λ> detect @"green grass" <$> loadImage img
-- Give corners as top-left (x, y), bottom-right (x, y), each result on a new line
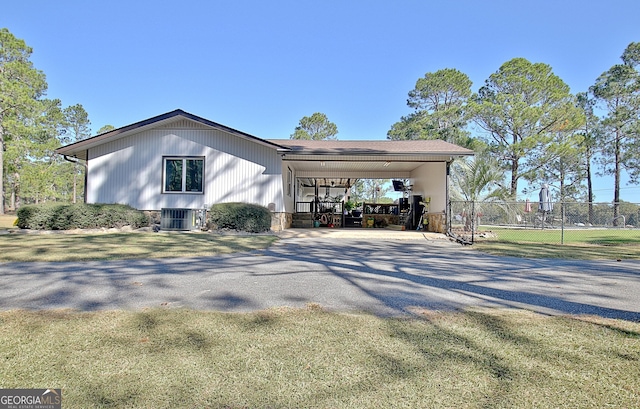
top-left (0, 307), bottom-right (638, 408)
top-left (0, 232), bottom-right (277, 262)
top-left (481, 227), bottom-right (640, 245)
top-left (473, 227), bottom-right (640, 259)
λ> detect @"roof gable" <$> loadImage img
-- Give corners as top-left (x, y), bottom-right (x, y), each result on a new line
top-left (56, 109), bottom-right (286, 160)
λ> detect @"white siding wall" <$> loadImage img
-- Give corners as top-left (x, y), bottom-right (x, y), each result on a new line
top-left (410, 162), bottom-right (447, 213)
top-left (86, 125), bottom-right (285, 211)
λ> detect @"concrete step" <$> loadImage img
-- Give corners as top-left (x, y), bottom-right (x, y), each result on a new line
top-left (292, 220), bottom-right (314, 228)
top-left (293, 213), bottom-right (314, 221)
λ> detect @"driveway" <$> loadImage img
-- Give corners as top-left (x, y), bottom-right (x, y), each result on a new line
top-left (1, 231), bottom-right (639, 320)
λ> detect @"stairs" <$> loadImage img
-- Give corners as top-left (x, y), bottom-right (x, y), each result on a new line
top-left (292, 213), bottom-right (314, 228)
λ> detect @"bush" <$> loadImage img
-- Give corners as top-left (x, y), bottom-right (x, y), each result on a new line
top-left (208, 202), bottom-right (272, 233)
top-left (16, 203), bottom-right (150, 230)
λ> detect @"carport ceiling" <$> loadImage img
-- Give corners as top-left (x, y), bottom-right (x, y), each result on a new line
top-left (272, 138), bottom-right (474, 177)
top-left (298, 178), bottom-right (354, 188)
top-left (286, 159), bottom-right (427, 173)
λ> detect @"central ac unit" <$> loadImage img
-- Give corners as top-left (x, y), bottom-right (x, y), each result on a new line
top-left (160, 208), bottom-right (198, 231)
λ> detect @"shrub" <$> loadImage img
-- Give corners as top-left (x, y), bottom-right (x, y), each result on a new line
top-left (208, 202), bottom-right (272, 233)
top-left (16, 203), bottom-right (150, 230)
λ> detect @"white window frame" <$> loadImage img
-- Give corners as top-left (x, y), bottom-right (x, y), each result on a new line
top-left (162, 156), bottom-right (205, 194)
top-left (287, 167), bottom-right (293, 197)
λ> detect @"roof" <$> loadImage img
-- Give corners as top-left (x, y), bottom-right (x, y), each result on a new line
top-left (268, 139), bottom-right (474, 157)
top-left (55, 109), bottom-right (474, 161)
top-left (55, 109), bottom-right (286, 160)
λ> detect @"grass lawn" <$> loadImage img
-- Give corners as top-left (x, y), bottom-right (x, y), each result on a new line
top-left (0, 214), bottom-right (17, 229)
top-left (1, 227), bottom-right (638, 261)
top-left (473, 227), bottom-right (640, 259)
top-left (0, 232), bottom-right (277, 262)
top-left (1, 307), bottom-right (638, 408)
top-left (1, 226), bottom-right (638, 407)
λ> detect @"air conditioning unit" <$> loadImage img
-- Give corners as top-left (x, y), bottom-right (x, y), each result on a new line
top-left (160, 208), bottom-right (204, 231)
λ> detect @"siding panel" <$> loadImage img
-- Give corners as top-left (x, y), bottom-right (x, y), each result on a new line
top-left (410, 162), bottom-right (447, 212)
top-left (87, 126), bottom-right (284, 211)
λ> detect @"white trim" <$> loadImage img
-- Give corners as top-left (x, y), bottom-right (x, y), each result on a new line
top-left (162, 156), bottom-right (205, 194)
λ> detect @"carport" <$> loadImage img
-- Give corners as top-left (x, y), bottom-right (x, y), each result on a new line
top-left (268, 139), bottom-right (474, 231)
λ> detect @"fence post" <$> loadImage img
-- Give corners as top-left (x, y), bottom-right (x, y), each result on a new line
top-left (471, 201), bottom-right (476, 244)
top-left (561, 201), bottom-right (565, 245)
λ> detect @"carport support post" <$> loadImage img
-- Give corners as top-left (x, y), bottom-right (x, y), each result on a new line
top-left (314, 181), bottom-right (319, 215)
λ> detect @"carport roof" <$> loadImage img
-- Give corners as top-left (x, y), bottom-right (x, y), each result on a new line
top-left (268, 139), bottom-right (474, 157)
top-left (270, 139), bottom-right (474, 179)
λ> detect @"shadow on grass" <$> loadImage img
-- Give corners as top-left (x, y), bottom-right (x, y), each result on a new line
top-left (584, 236), bottom-right (640, 245)
top-left (3, 307), bottom-right (640, 408)
top-left (0, 233), bottom-right (277, 262)
top-left (382, 309), bottom-right (640, 407)
top-left (382, 313), bottom-right (518, 405)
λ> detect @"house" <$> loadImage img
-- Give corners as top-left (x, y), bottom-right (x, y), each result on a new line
top-left (55, 109), bottom-right (474, 231)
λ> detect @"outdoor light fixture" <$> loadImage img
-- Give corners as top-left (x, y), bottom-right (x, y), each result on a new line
top-left (320, 161), bottom-right (326, 167)
top-left (383, 161), bottom-right (390, 167)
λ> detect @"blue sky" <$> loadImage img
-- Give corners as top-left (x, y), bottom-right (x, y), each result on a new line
top-left (3, 0), bottom-right (640, 201)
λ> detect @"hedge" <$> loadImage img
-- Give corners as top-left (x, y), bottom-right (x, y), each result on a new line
top-left (208, 202), bottom-right (272, 233)
top-left (16, 203), bottom-right (150, 230)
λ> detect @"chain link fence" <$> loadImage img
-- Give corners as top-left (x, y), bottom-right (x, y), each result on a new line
top-left (449, 201), bottom-right (640, 245)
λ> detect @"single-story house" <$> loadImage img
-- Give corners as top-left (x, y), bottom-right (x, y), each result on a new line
top-left (55, 109), bottom-right (474, 231)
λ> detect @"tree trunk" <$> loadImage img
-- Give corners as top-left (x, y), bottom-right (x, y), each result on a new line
top-left (560, 166), bottom-right (566, 225)
top-left (613, 129), bottom-right (621, 225)
top-left (586, 152), bottom-right (594, 225)
top-left (510, 159), bottom-right (519, 199)
top-left (10, 173), bottom-right (19, 211)
top-left (585, 116), bottom-right (594, 224)
top-left (0, 123), bottom-right (4, 215)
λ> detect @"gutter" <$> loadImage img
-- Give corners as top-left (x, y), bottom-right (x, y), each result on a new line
top-left (62, 155), bottom-right (79, 164)
top-left (62, 154), bottom-right (88, 169)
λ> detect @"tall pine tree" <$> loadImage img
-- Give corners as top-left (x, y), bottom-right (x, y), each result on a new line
top-left (0, 28), bottom-right (47, 213)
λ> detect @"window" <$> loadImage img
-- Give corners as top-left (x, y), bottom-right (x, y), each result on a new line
top-left (287, 167), bottom-right (293, 197)
top-left (163, 157), bottom-right (204, 193)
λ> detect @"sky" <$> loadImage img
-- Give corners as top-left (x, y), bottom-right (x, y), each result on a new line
top-left (3, 0), bottom-right (640, 202)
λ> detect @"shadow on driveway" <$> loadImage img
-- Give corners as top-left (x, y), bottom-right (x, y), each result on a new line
top-left (0, 236), bottom-right (639, 320)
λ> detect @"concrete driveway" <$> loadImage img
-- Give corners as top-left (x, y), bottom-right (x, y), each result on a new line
top-left (1, 230), bottom-right (639, 320)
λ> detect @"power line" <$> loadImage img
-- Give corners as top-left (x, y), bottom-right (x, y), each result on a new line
top-left (593, 186), bottom-right (640, 192)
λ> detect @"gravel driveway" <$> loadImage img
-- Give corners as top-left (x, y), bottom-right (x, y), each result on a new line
top-left (1, 231), bottom-right (639, 319)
